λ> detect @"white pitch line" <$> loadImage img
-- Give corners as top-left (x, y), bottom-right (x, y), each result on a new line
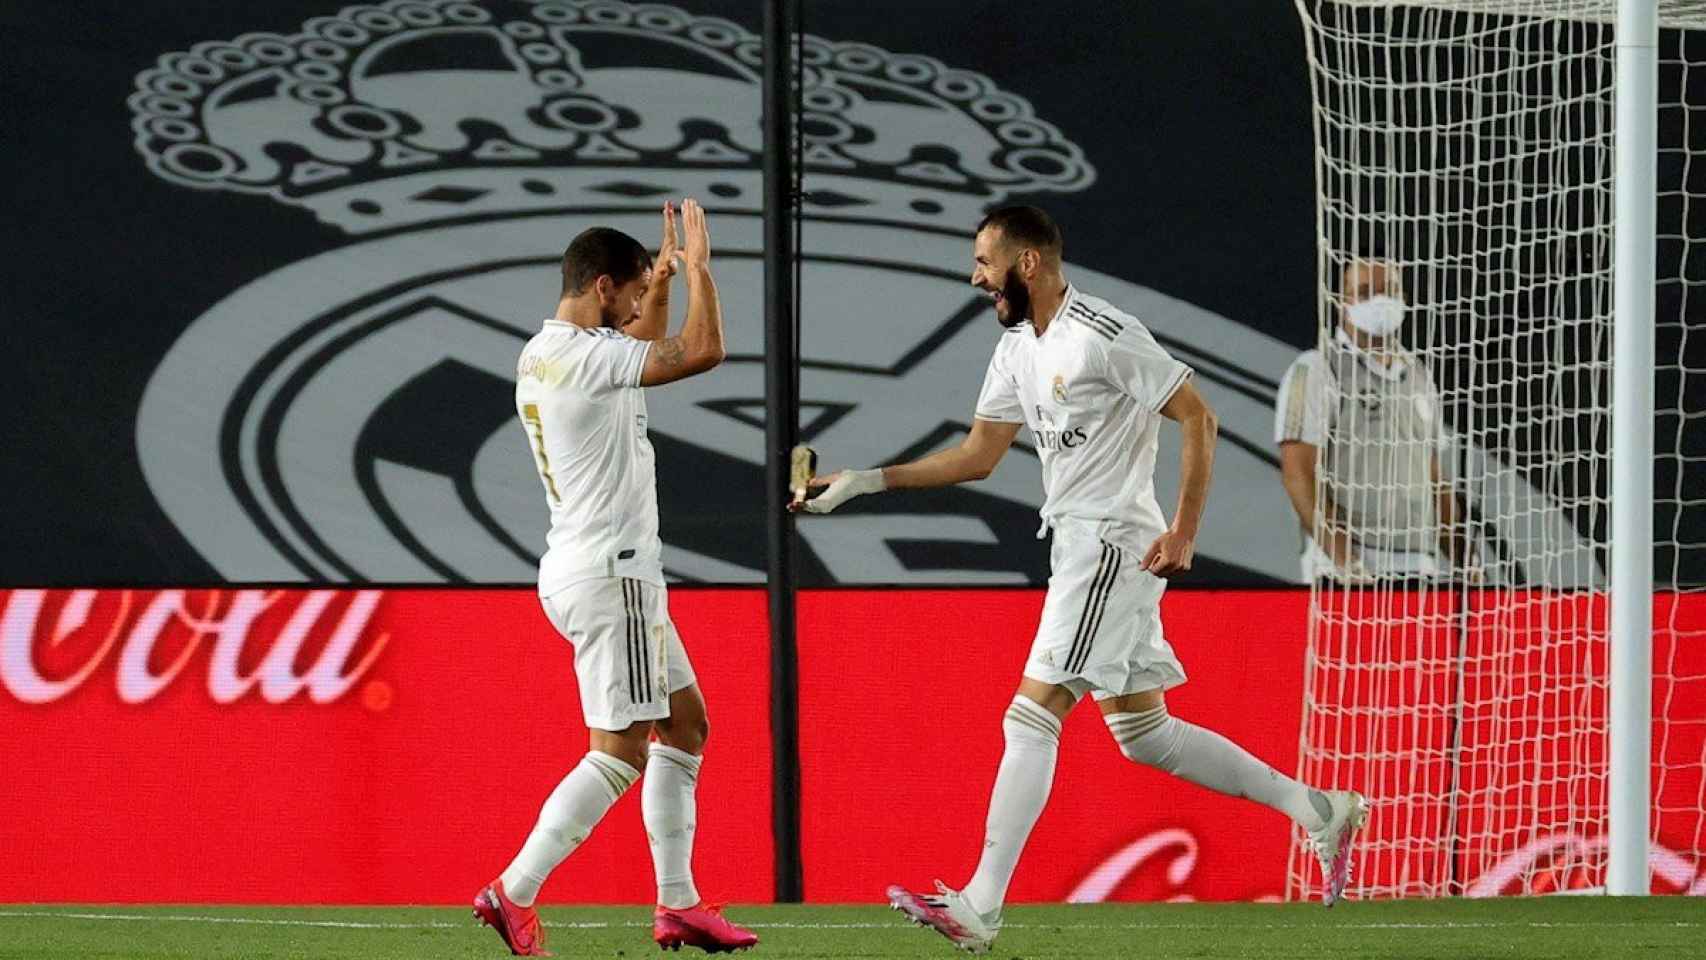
top-left (0, 910), bottom-right (1696, 933)
top-left (0, 911), bottom-right (466, 930)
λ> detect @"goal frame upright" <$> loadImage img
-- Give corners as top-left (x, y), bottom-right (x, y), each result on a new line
top-left (1608, 0), bottom-right (1656, 898)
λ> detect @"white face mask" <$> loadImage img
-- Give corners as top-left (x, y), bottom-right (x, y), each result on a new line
top-left (1345, 294), bottom-right (1405, 337)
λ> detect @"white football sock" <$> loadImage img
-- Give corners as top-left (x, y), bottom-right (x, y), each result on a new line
top-left (962, 696), bottom-right (1062, 918)
top-left (643, 743), bottom-right (703, 910)
top-left (1106, 706), bottom-right (1330, 832)
top-left (500, 751), bottom-right (639, 907)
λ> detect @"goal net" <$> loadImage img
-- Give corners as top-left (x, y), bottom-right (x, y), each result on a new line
top-left (1289, 0), bottom-right (1706, 898)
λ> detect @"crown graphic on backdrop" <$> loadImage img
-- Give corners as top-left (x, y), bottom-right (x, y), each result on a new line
top-left (128, 0), bottom-right (1096, 234)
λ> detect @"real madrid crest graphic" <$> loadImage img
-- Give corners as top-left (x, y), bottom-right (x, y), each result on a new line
top-left (127, 0), bottom-right (1346, 585)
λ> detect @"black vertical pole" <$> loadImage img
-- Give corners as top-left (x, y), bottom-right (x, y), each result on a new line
top-left (761, 0), bottom-right (804, 905)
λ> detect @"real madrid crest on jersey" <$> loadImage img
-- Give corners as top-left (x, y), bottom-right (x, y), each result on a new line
top-left (1052, 374), bottom-right (1068, 405)
top-left (126, 0), bottom-right (1306, 585)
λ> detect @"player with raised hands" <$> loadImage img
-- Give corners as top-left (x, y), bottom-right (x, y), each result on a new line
top-left (795, 205), bottom-right (1366, 953)
top-left (477, 200), bottom-right (757, 957)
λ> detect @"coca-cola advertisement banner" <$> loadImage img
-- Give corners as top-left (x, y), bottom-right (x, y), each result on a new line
top-left (2, 587), bottom-right (1702, 903)
top-left (795, 589), bottom-right (1311, 903)
top-left (0, 588), bottom-right (773, 905)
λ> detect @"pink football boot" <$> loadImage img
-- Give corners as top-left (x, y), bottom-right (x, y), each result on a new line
top-left (473, 879), bottom-right (553, 957)
top-left (653, 902), bottom-right (759, 953)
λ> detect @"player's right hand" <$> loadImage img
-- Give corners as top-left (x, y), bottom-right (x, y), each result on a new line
top-left (1141, 527), bottom-right (1196, 577)
top-left (680, 198), bottom-right (710, 268)
top-left (651, 200), bottom-right (679, 284)
top-left (789, 468), bottom-right (884, 514)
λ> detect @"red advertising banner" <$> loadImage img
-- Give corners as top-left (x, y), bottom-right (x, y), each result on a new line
top-left (0, 588), bottom-right (772, 905)
top-left (1296, 590), bottom-right (1706, 897)
top-left (797, 589), bottom-right (1311, 904)
top-left (2, 587), bottom-right (1701, 904)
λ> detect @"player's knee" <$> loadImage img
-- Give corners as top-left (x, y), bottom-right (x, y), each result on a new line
top-left (612, 742), bottom-right (651, 772)
top-left (591, 729), bottom-right (652, 772)
top-left (1105, 705), bottom-right (1183, 770)
top-left (1002, 695), bottom-right (1062, 747)
top-left (657, 714), bottom-right (709, 756)
top-left (680, 714), bottom-right (710, 755)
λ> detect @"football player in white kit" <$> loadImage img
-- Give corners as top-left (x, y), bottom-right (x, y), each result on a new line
top-left (795, 206), bottom-right (1367, 953)
top-left (475, 200), bottom-right (758, 956)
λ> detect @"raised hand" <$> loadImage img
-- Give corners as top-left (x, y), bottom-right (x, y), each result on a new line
top-left (680, 198), bottom-right (710, 269)
top-left (651, 200), bottom-right (679, 285)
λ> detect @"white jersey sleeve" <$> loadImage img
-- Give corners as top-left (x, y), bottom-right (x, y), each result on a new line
top-left (1104, 321), bottom-right (1192, 412)
top-left (974, 337), bottom-right (1025, 423)
top-left (1274, 350), bottom-right (1328, 446)
top-left (1416, 361), bottom-right (1450, 456)
top-left (574, 330), bottom-right (651, 393)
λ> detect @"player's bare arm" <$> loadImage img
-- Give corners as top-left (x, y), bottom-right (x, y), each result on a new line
top-left (1143, 379), bottom-right (1217, 577)
top-left (1279, 440), bottom-right (1359, 571)
top-left (640, 199), bottom-right (725, 386)
top-left (626, 201), bottom-right (679, 341)
top-left (790, 417), bottom-right (1022, 513)
top-left (879, 416), bottom-right (1022, 488)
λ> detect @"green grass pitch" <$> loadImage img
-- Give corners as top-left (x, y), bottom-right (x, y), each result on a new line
top-left (0, 899), bottom-right (1697, 959)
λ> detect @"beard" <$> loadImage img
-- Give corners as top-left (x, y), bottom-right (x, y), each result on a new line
top-left (601, 304), bottom-right (625, 329)
top-left (996, 266), bottom-right (1031, 328)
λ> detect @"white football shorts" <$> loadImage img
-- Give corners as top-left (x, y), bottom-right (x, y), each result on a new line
top-left (541, 577), bottom-right (697, 731)
top-left (1023, 524), bottom-right (1187, 701)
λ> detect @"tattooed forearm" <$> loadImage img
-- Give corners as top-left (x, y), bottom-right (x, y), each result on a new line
top-left (655, 336), bottom-right (687, 367)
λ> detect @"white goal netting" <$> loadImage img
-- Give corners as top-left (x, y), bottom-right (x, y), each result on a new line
top-left (1290, 0), bottom-right (1706, 898)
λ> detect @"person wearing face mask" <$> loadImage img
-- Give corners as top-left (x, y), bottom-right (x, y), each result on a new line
top-left (1273, 255), bottom-right (1471, 583)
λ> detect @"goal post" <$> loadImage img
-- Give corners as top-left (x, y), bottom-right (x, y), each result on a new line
top-left (1290, 0), bottom-right (1704, 900)
top-left (1609, 0), bottom-right (1655, 898)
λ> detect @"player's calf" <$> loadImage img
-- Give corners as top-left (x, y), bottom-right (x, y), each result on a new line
top-left (645, 742), bottom-right (704, 910)
top-left (499, 752), bottom-right (641, 906)
top-left (1104, 706), bottom-right (1368, 905)
top-left (959, 695), bottom-right (1061, 919)
top-left (1104, 705), bottom-right (1334, 833)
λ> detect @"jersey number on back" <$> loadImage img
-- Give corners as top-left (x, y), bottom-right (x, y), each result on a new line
top-left (521, 403), bottom-right (562, 507)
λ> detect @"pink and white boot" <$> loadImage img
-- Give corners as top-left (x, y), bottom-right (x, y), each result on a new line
top-left (886, 882), bottom-right (999, 954)
top-left (1310, 790), bottom-right (1370, 907)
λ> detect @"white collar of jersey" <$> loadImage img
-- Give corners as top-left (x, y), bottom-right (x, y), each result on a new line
top-left (1333, 326), bottom-right (1411, 382)
top-left (1031, 283), bottom-right (1077, 336)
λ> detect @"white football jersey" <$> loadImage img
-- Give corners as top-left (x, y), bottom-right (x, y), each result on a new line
top-left (975, 285), bottom-right (1193, 550)
top-left (515, 320), bottom-right (661, 596)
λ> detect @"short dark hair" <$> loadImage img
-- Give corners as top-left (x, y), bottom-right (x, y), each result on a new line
top-left (1331, 241), bottom-right (1397, 294)
top-left (561, 227), bottom-right (649, 297)
top-left (976, 205), bottom-right (1063, 257)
